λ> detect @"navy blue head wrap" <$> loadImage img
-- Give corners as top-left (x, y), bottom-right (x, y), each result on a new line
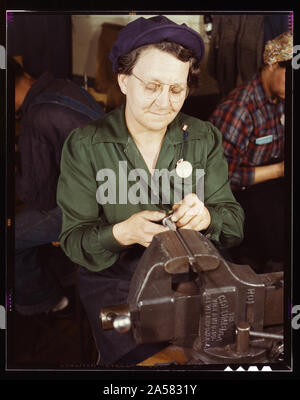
top-left (109, 16), bottom-right (205, 72)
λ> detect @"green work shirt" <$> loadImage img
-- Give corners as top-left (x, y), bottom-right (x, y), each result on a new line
top-left (57, 105), bottom-right (244, 272)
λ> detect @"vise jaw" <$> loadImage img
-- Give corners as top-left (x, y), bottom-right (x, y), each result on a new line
top-left (100, 230), bottom-right (284, 364)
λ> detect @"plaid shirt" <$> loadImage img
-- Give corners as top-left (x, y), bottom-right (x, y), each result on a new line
top-left (209, 73), bottom-right (285, 188)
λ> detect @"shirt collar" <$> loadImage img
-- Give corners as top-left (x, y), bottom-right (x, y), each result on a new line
top-left (254, 72), bottom-right (284, 107)
top-left (92, 104), bottom-right (187, 145)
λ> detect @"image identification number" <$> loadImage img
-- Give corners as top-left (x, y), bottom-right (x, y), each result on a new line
top-left (146, 384), bottom-right (197, 395)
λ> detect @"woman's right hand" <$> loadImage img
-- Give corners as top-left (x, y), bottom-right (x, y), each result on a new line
top-left (112, 210), bottom-right (169, 247)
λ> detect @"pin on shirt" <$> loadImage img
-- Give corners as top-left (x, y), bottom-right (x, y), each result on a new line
top-left (176, 159), bottom-right (193, 178)
top-left (176, 124), bottom-right (193, 178)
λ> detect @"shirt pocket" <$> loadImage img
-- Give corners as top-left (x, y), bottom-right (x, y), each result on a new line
top-left (248, 132), bottom-right (274, 165)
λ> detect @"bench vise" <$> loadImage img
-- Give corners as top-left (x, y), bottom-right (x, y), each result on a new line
top-left (100, 230), bottom-right (284, 364)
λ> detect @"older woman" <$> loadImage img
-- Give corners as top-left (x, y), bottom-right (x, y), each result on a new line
top-left (57, 16), bottom-right (244, 366)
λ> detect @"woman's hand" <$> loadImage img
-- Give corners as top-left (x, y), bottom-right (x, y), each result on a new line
top-left (112, 210), bottom-right (169, 247)
top-left (171, 193), bottom-right (211, 231)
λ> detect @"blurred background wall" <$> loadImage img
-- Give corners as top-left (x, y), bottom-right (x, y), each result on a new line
top-left (7, 12), bottom-right (291, 115)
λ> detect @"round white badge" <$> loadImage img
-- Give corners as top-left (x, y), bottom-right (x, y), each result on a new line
top-left (280, 114), bottom-right (285, 126)
top-left (176, 159), bottom-right (193, 178)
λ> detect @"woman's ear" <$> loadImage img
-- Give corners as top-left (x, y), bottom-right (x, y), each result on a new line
top-left (117, 74), bottom-right (129, 95)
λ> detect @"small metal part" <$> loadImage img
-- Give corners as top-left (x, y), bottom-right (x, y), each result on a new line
top-left (162, 214), bottom-right (194, 257)
top-left (236, 322), bottom-right (250, 354)
top-left (100, 304), bottom-right (130, 330)
top-left (249, 331), bottom-right (284, 341)
top-left (162, 215), bottom-right (205, 287)
top-left (269, 341), bottom-right (284, 362)
top-left (162, 215), bottom-right (176, 231)
top-left (113, 315), bottom-right (132, 333)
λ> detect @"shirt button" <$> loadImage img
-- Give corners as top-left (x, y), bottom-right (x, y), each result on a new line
top-left (241, 186), bottom-right (246, 191)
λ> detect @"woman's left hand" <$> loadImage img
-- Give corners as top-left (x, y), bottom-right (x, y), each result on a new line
top-left (171, 193), bottom-right (211, 231)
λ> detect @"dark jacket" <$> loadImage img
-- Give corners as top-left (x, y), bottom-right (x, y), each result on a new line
top-left (16, 72), bottom-right (104, 211)
top-left (207, 15), bottom-right (265, 96)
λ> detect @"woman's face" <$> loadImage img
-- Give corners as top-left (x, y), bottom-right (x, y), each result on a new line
top-left (118, 47), bottom-right (190, 136)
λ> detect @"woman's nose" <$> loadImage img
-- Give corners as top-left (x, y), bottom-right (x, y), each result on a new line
top-left (154, 85), bottom-right (171, 108)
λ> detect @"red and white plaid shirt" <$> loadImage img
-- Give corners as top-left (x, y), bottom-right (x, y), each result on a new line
top-left (209, 73), bottom-right (285, 188)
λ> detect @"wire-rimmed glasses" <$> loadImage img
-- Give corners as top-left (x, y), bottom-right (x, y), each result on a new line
top-left (131, 73), bottom-right (188, 103)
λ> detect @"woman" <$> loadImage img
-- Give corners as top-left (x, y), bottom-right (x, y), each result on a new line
top-left (57, 16), bottom-right (244, 366)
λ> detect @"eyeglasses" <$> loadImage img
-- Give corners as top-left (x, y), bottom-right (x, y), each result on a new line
top-left (131, 73), bottom-right (188, 103)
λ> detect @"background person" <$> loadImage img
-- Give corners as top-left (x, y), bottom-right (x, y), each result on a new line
top-left (209, 31), bottom-right (292, 272)
top-left (57, 16), bottom-right (244, 365)
top-left (11, 57), bottom-right (104, 316)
